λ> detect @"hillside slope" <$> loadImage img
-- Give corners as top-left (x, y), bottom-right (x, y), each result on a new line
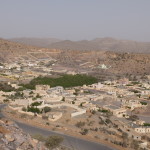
top-left (0, 38), bottom-right (39, 62)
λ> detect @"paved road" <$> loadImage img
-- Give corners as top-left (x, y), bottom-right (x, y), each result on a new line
top-left (0, 104), bottom-right (115, 150)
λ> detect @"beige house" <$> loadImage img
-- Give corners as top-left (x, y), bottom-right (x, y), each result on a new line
top-left (133, 125), bottom-right (150, 133)
top-left (122, 99), bottom-right (142, 110)
top-left (36, 85), bottom-right (50, 91)
top-left (104, 105), bottom-right (127, 118)
top-left (130, 123), bottom-right (150, 133)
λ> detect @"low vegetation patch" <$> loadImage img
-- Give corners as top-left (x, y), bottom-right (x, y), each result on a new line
top-left (27, 106), bottom-right (41, 114)
top-left (45, 135), bottom-right (63, 150)
top-left (98, 109), bottom-right (109, 113)
top-left (43, 106), bottom-right (51, 113)
top-left (140, 101), bottom-right (147, 105)
top-left (80, 128), bottom-right (88, 135)
top-left (31, 101), bottom-right (42, 107)
top-left (0, 83), bottom-right (15, 92)
top-left (143, 123), bottom-right (150, 126)
top-left (75, 121), bottom-right (85, 128)
top-left (32, 134), bottom-right (63, 149)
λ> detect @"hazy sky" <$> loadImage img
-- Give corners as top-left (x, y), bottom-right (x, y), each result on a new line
top-left (0, 0), bottom-right (150, 41)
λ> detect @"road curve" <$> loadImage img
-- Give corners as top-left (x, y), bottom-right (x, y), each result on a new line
top-left (0, 104), bottom-right (115, 150)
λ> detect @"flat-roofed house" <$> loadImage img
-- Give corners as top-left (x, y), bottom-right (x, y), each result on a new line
top-left (104, 105), bottom-right (127, 118)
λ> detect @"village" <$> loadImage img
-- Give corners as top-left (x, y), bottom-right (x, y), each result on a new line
top-left (0, 59), bottom-right (150, 150)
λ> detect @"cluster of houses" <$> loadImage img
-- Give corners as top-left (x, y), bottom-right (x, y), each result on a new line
top-left (0, 72), bottom-right (150, 142)
top-left (0, 59), bottom-right (56, 81)
top-left (83, 80), bottom-right (150, 135)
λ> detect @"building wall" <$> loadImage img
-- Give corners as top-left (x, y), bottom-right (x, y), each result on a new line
top-left (71, 110), bottom-right (86, 117)
top-left (135, 127), bottom-right (150, 133)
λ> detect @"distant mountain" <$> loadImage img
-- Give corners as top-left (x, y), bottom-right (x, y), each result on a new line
top-left (48, 37), bottom-right (150, 53)
top-left (48, 40), bottom-right (99, 51)
top-left (9, 37), bottom-right (61, 48)
top-left (92, 38), bottom-right (150, 53)
top-left (9, 37), bottom-right (150, 53)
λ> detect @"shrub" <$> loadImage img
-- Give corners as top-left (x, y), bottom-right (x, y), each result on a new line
top-left (0, 83), bottom-right (15, 92)
top-left (140, 101), bottom-right (147, 105)
top-left (32, 134), bottom-right (46, 142)
top-left (131, 90), bottom-right (140, 93)
top-left (43, 106), bottom-right (51, 113)
top-left (75, 121), bottom-right (85, 128)
top-left (98, 109), bottom-right (109, 113)
top-left (80, 129), bottom-right (88, 135)
top-left (46, 122), bottom-right (50, 125)
top-left (3, 99), bottom-right (9, 103)
top-left (29, 91), bottom-right (34, 95)
top-left (88, 121), bottom-right (95, 126)
top-left (131, 81), bottom-right (139, 85)
top-left (36, 94), bottom-right (42, 98)
top-left (20, 113), bottom-right (27, 118)
top-left (45, 135), bottom-right (63, 150)
top-left (32, 97), bottom-right (37, 100)
top-left (31, 102), bottom-right (42, 107)
top-left (99, 120), bottom-right (105, 125)
top-left (42, 115), bottom-right (48, 120)
top-left (105, 119), bottom-right (111, 124)
top-left (143, 123), bottom-right (150, 126)
top-left (22, 107), bottom-right (27, 112)
top-left (72, 101), bottom-right (75, 104)
top-left (73, 92), bottom-right (78, 96)
top-left (27, 106), bottom-right (41, 114)
top-left (61, 97), bottom-right (65, 101)
top-left (122, 132), bottom-right (128, 138)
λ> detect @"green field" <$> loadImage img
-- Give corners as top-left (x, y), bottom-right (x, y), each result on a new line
top-left (21, 74), bottom-right (98, 89)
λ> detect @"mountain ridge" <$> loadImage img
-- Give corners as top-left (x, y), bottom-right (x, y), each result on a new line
top-left (9, 37), bottom-right (61, 48)
top-left (8, 37), bottom-right (150, 53)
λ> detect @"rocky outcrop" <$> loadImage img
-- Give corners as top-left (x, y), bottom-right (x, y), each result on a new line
top-left (0, 119), bottom-right (48, 150)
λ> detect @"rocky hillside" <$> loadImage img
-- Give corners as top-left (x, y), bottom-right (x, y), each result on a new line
top-left (50, 50), bottom-right (150, 77)
top-left (0, 119), bottom-right (47, 150)
top-left (96, 51), bottom-right (150, 75)
top-left (0, 38), bottom-right (40, 62)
